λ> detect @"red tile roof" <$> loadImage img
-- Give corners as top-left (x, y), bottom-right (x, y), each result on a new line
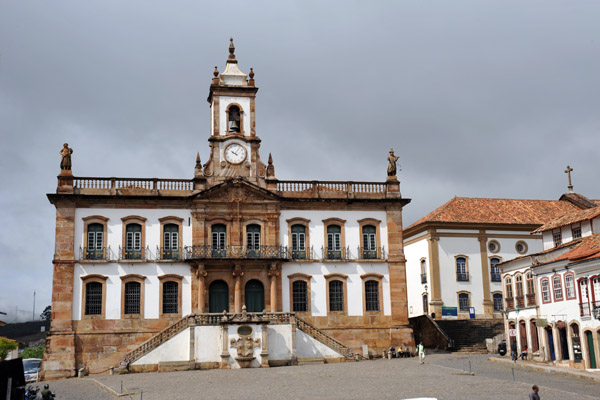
top-left (552, 234), bottom-right (600, 263)
top-left (405, 197), bottom-right (580, 232)
top-left (533, 207), bottom-right (600, 233)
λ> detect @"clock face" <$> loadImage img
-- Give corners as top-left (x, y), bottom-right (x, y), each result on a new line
top-left (224, 143), bottom-right (247, 164)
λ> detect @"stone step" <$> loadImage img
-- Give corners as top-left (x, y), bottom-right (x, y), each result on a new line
top-left (297, 357), bottom-right (325, 365)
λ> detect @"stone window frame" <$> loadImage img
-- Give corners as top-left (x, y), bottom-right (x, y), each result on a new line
top-left (121, 215), bottom-right (147, 260)
top-left (489, 255), bottom-right (502, 282)
top-left (287, 273), bottom-right (312, 314)
top-left (457, 291), bottom-right (471, 312)
top-left (487, 240), bottom-right (501, 254)
top-left (286, 218), bottom-right (311, 261)
top-left (322, 218), bottom-right (346, 260)
top-left (242, 219), bottom-right (265, 248)
top-left (120, 274), bottom-right (146, 319)
top-left (325, 273), bottom-right (348, 315)
top-left (552, 273), bottom-right (564, 302)
top-left (492, 291), bottom-right (503, 311)
top-left (563, 271), bottom-right (576, 300)
top-left (360, 273), bottom-right (384, 315)
top-left (540, 277), bottom-right (551, 304)
top-left (515, 240), bottom-right (528, 255)
top-left (225, 102), bottom-right (245, 135)
top-left (158, 274), bottom-right (183, 319)
top-left (81, 274), bottom-right (108, 320)
top-left (82, 215), bottom-right (109, 261)
top-left (159, 216), bottom-right (184, 261)
top-left (207, 218), bottom-right (231, 249)
top-left (357, 218), bottom-right (382, 259)
top-left (455, 254), bottom-right (469, 281)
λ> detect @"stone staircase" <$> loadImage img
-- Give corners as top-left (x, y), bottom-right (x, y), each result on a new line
top-left (435, 320), bottom-right (504, 352)
top-left (121, 312), bottom-right (354, 368)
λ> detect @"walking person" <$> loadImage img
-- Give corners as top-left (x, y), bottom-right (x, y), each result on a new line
top-left (511, 340), bottom-right (518, 362)
top-left (417, 341), bottom-right (425, 364)
top-left (529, 384), bottom-right (540, 400)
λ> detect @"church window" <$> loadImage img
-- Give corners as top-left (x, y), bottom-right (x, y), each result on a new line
top-left (420, 259), bottom-right (427, 283)
top-left (327, 225), bottom-right (342, 259)
top-left (292, 280), bottom-right (308, 312)
top-left (553, 229), bottom-right (562, 247)
top-left (362, 225), bottom-right (377, 259)
top-left (564, 272), bottom-right (575, 299)
top-left (329, 280), bottom-right (344, 312)
top-left (487, 240), bottom-right (500, 253)
top-left (515, 241), bottom-right (528, 254)
top-left (163, 224), bottom-right (179, 260)
top-left (364, 280), bottom-right (379, 312)
top-left (458, 292), bottom-right (470, 311)
top-left (212, 224), bottom-right (227, 257)
top-left (553, 275), bottom-right (563, 301)
top-left (85, 282), bottom-right (103, 316)
top-left (541, 278), bottom-right (550, 303)
top-left (124, 282), bottom-right (141, 315)
top-left (490, 258), bottom-right (501, 282)
top-left (456, 256), bottom-right (468, 281)
top-left (162, 281), bottom-right (179, 314)
top-left (291, 224), bottom-right (306, 259)
top-left (87, 223), bottom-right (104, 260)
top-left (422, 294), bottom-right (428, 314)
top-left (246, 224), bottom-right (261, 257)
top-left (493, 293), bottom-right (503, 311)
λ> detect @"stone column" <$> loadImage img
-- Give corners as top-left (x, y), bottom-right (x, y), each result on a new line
top-left (197, 265), bottom-right (207, 314)
top-left (260, 325), bottom-right (270, 367)
top-left (233, 265), bottom-right (243, 313)
top-left (268, 264), bottom-right (280, 312)
top-left (478, 232), bottom-right (493, 316)
top-left (220, 324), bottom-right (230, 369)
top-left (427, 233), bottom-right (444, 318)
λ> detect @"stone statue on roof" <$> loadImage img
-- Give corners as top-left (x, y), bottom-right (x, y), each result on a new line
top-left (59, 143), bottom-right (73, 171)
top-left (387, 148), bottom-right (400, 177)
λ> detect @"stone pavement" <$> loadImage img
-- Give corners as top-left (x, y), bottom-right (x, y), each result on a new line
top-left (489, 355), bottom-right (600, 382)
top-left (41, 353), bottom-right (600, 400)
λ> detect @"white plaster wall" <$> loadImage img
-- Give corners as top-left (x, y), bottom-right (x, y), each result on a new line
top-left (404, 238), bottom-right (429, 318)
top-left (73, 263), bottom-right (192, 320)
top-left (74, 208), bottom-right (193, 256)
top-left (195, 326), bottom-right (222, 362)
top-left (227, 324), bottom-right (263, 369)
top-left (592, 217), bottom-right (600, 235)
top-left (542, 231), bottom-right (554, 250)
top-left (561, 225), bottom-right (572, 244)
top-left (279, 210), bottom-right (389, 255)
top-left (217, 96), bottom-right (251, 136)
top-left (132, 329), bottom-right (189, 365)
top-left (267, 325), bottom-right (293, 360)
top-left (296, 330), bottom-right (343, 358)
top-left (281, 262), bottom-right (391, 316)
top-left (581, 220), bottom-right (592, 237)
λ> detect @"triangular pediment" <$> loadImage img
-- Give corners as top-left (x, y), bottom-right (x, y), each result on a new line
top-left (193, 178), bottom-right (279, 202)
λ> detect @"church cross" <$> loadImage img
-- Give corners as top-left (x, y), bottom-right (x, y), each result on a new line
top-left (564, 165), bottom-right (574, 193)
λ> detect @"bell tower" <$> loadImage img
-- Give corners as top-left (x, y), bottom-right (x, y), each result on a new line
top-left (202, 38), bottom-right (268, 187)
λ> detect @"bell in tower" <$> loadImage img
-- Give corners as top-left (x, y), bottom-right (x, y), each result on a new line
top-left (228, 105), bottom-right (241, 133)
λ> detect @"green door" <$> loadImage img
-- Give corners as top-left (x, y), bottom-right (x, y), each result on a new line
top-left (586, 331), bottom-right (597, 369)
top-left (209, 280), bottom-right (229, 313)
top-left (245, 280), bottom-right (264, 312)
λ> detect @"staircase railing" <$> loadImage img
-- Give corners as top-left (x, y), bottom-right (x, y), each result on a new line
top-left (293, 315), bottom-right (354, 359)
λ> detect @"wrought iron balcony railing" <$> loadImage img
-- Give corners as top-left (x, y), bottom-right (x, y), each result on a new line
top-left (157, 247), bottom-right (183, 261)
top-left (322, 247), bottom-right (349, 261)
top-left (491, 273), bottom-right (501, 282)
top-left (290, 246), bottom-right (315, 261)
top-left (421, 273), bottom-right (427, 284)
top-left (456, 273), bottom-right (469, 282)
top-left (119, 246), bottom-right (146, 261)
top-left (580, 302), bottom-right (591, 317)
top-left (358, 247), bottom-right (386, 260)
top-left (79, 246), bottom-right (112, 261)
top-left (184, 245), bottom-right (289, 260)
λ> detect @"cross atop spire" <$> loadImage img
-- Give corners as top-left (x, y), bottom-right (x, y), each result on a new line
top-left (564, 165), bottom-right (574, 193)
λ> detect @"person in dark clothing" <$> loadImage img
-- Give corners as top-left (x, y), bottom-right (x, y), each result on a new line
top-left (511, 340), bottom-right (518, 361)
top-left (41, 384), bottom-right (54, 399)
top-left (529, 384), bottom-right (540, 400)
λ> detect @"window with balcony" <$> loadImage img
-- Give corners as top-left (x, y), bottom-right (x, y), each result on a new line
top-left (493, 293), bottom-right (503, 311)
top-left (83, 215), bottom-right (109, 260)
top-left (121, 216), bottom-right (146, 260)
top-left (327, 225), bottom-right (342, 260)
top-left (565, 272), bottom-right (576, 300)
top-left (163, 224), bottom-right (179, 260)
top-left (362, 225), bottom-right (377, 259)
top-left (553, 275), bottom-right (563, 301)
top-left (490, 258), bottom-right (501, 282)
top-left (515, 274), bottom-right (524, 307)
top-left (291, 224), bottom-right (306, 260)
top-left (505, 276), bottom-right (514, 309)
top-left (579, 278), bottom-right (590, 317)
top-left (246, 224), bottom-right (261, 257)
top-left (212, 224), bottom-right (227, 257)
top-left (526, 272), bottom-right (536, 306)
top-left (541, 278), bottom-right (550, 303)
top-left (456, 256), bottom-right (468, 281)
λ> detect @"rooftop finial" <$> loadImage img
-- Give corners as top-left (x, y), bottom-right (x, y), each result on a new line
top-left (228, 37), bottom-right (237, 63)
top-left (565, 165), bottom-right (574, 193)
top-left (213, 66), bottom-right (219, 78)
top-left (267, 153), bottom-right (275, 179)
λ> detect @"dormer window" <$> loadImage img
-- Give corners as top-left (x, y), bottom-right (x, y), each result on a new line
top-left (572, 224), bottom-right (581, 240)
top-left (228, 105), bottom-right (241, 133)
top-left (553, 229), bottom-right (562, 247)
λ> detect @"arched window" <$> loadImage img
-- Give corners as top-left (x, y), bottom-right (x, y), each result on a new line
top-left (85, 282), bottom-right (103, 316)
top-left (86, 223), bottom-right (104, 260)
top-left (212, 224), bottom-right (226, 257)
top-left (490, 258), bottom-right (501, 282)
top-left (245, 279), bottom-right (265, 312)
top-left (125, 223), bottom-right (142, 260)
top-left (246, 224), bottom-right (261, 257)
top-left (362, 225), bottom-right (377, 259)
top-left (458, 293), bottom-right (470, 311)
top-left (292, 280), bottom-right (308, 312)
top-left (422, 293), bottom-right (428, 314)
top-left (421, 259), bottom-right (427, 284)
top-left (541, 278), bottom-right (551, 303)
top-left (553, 275), bottom-right (563, 301)
top-left (515, 275), bottom-right (524, 296)
top-left (291, 224), bottom-right (306, 259)
top-left (163, 223), bottom-right (179, 260)
top-left (456, 257), bottom-right (468, 281)
top-left (209, 280), bottom-right (229, 313)
top-left (124, 281), bottom-right (141, 315)
top-left (526, 272), bottom-right (534, 295)
top-left (329, 280), bottom-right (344, 312)
top-left (565, 273), bottom-right (575, 299)
top-left (505, 276), bottom-right (514, 298)
top-left (162, 281), bottom-right (179, 315)
top-left (228, 105), bottom-right (241, 133)
top-left (364, 280), bottom-right (379, 312)
top-left (327, 225), bottom-right (342, 260)
top-left (493, 293), bottom-right (503, 311)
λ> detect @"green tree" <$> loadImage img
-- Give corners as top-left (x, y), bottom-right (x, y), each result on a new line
top-left (40, 305), bottom-right (51, 321)
top-left (20, 346), bottom-right (44, 359)
top-left (0, 337), bottom-right (18, 361)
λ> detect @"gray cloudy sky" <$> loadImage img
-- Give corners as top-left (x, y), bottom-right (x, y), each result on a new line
top-left (1, 1), bottom-right (599, 322)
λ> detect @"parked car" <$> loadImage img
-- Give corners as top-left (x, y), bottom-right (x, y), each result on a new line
top-left (23, 358), bottom-right (42, 383)
top-left (497, 340), bottom-right (507, 356)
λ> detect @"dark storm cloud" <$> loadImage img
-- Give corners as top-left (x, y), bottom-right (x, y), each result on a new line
top-left (1, 1), bottom-right (599, 321)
